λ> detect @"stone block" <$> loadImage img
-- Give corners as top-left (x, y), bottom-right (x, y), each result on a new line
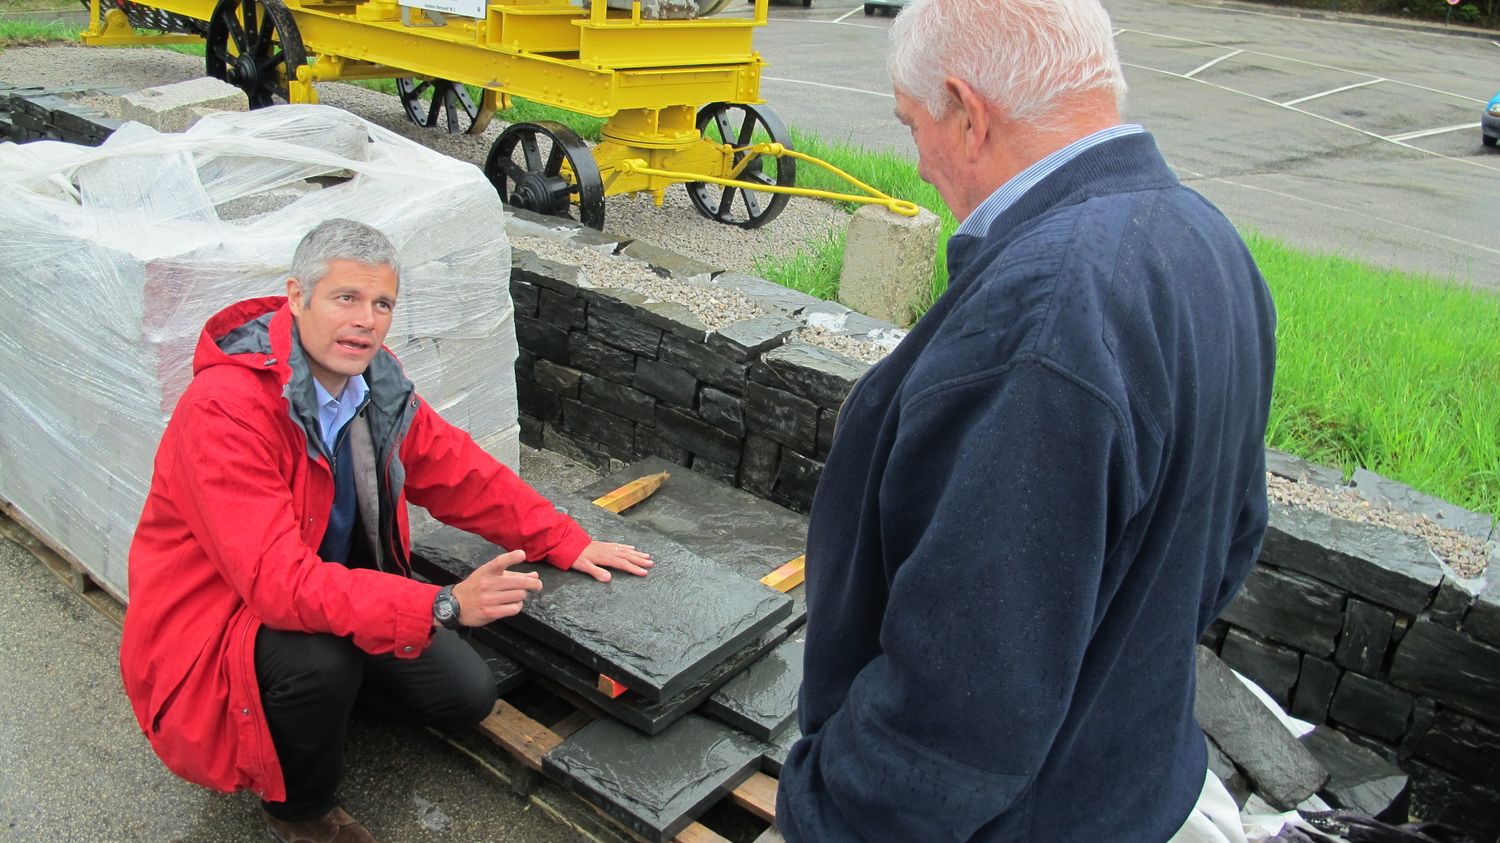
top-left (511, 279), bottom-right (540, 317)
top-left (1220, 565), bottom-right (1345, 657)
top-left (412, 497), bottom-right (792, 702)
top-left (1259, 503), bottom-right (1443, 615)
top-left (634, 358), bottom-right (698, 407)
top-left (1388, 622), bottom-right (1500, 723)
top-left (512, 248), bottom-right (584, 295)
top-left (119, 77), bottom-right (246, 133)
top-left (816, 409), bottom-right (837, 460)
top-left (1336, 598), bottom-right (1396, 676)
top-left (1329, 671), bottom-right (1413, 742)
top-left (616, 239), bottom-right (719, 277)
top-left (739, 434), bottom-right (779, 498)
top-left (516, 380), bottom-right (563, 424)
top-left (1429, 569), bottom-right (1485, 630)
top-left (560, 399), bottom-right (636, 458)
top-left (761, 721), bottom-right (801, 777)
top-left (1399, 696), bottom-right (1438, 760)
top-left (541, 425), bottom-right (619, 473)
top-left (516, 348), bottom-right (537, 382)
top-left (580, 375), bottom-right (655, 425)
top-left (1406, 760), bottom-right (1500, 841)
top-left (1463, 577), bottom-right (1500, 646)
top-left (1290, 656), bottom-right (1340, 725)
top-left (703, 630), bottom-right (804, 740)
top-left (515, 314), bottom-right (570, 364)
top-left (1264, 448), bottom-right (1345, 488)
top-left (771, 449), bottom-right (822, 515)
top-left (1206, 737), bottom-right (1251, 807)
top-left (1220, 628), bottom-right (1302, 707)
top-left (479, 621), bottom-right (787, 735)
top-left (634, 427), bottom-right (690, 465)
top-left (567, 332), bottom-right (636, 384)
top-left (1299, 726), bottom-right (1409, 822)
top-left (1414, 709), bottom-right (1500, 783)
top-left (653, 406), bottom-right (741, 466)
top-left (658, 333), bottom-right (749, 394)
top-left (691, 457), bottom-right (739, 486)
top-left (709, 315), bottom-right (799, 362)
top-left (1193, 647), bottom-right (1328, 810)
top-left (710, 272), bottom-right (823, 317)
top-left (589, 308), bottom-right (663, 358)
top-left (697, 387), bottom-right (745, 438)
top-left (533, 360), bottom-right (583, 397)
top-left (543, 714), bottom-right (764, 843)
top-left (744, 382), bottom-right (819, 453)
top-left (1351, 468), bottom-right (1495, 541)
top-left (752, 340), bottom-right (869, 410)
top-left (838, 204), bottom-right (940, 328)
top-left (539, 288), bottom-right (586, 330)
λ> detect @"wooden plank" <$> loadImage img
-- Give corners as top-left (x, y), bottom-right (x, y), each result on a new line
top-left (673, 823), bottom-right (732, 843)
top-left (729, 772), bottom-right (778, 824)
top-left (478, 700), bottom-right (562, 771)
top-left (0, 509), bottom-right (126, 629)
top-left (596, 674), bottom-right (630, 699)
top-left (591, 471), bottom-right (669, 514)
top-left (551, 709), bottom-right (596, 740)
top-left (759, 555), bottom-right (804, 593)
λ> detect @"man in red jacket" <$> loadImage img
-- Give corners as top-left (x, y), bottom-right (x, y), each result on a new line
top-left (120, 219), bottom-right (651, 843)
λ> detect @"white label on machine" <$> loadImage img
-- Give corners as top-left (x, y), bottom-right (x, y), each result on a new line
top-left (401, 0), bottom-right (486, 20)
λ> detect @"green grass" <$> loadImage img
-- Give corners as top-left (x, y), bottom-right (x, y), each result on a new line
top-left (0, 17), bottom-right (78, 45)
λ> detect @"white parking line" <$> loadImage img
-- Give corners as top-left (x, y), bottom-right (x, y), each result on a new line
top-left (769, 17), bottom-right (884, 30)
top-left (1387, 123), bottom-right (1483, 142)
top-left (833, 5), bottom-right (861, 22)
top-left (762, 75), bottom-right (895, 98)
top-left (1281, 79), bottom-right (1385, 107)
top-left (1184, 49), bottom-right (1243, 79)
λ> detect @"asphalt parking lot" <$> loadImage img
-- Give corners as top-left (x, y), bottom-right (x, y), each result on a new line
top-left (734, 0), bottom-right (1500, 287)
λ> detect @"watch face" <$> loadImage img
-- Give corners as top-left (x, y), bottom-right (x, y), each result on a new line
top-left (435, 599), bottom-right (456, 621)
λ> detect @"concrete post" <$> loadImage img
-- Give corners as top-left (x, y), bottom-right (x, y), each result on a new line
top-left (837, 204), bottom-right (940, 328)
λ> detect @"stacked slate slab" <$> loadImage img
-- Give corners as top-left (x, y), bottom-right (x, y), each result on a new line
top-left (0, 84), bottom-right (127, 145)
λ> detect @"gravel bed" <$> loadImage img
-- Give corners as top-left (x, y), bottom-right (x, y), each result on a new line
top-left (1267, 472), bottom-right (1489, 578)
top-left (0, 44), bottom-right (845, 276)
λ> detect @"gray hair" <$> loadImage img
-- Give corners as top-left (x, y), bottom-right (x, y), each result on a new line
top-left (888, 0), bottom-right (1126, 124)
top-left (288, 219), bottom-right (401, 303)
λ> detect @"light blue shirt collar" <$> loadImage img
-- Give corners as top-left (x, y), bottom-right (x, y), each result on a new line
top-left (955, 124), bottom-right (1145, 238)
top-left (313, 374), bottom-right (368, 450)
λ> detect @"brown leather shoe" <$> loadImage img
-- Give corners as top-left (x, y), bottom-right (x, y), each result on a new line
top-left (263, 807), bottom-right (378, 843)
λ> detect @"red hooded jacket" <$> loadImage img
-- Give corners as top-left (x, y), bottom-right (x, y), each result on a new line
top-left (119, 296), bottom-right (590, 801)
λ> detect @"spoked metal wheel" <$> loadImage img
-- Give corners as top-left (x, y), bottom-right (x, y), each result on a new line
top-left (395, 78), bottom-right (479, 134)
top-left (205, 0), bottom-right (305, 109)
top-left (484, 121), bottom-right (606, 230)
top-left (688, 102), bottom-right (795, 229)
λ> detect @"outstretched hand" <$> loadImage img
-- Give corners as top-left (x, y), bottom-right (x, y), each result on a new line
top-left (451, 549), bottom-right (542, 626)
top-left (571, 541), bottom-right (653, 583)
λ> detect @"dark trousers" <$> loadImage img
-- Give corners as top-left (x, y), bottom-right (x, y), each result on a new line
top-left (254, 626), bottom-right (496, 821)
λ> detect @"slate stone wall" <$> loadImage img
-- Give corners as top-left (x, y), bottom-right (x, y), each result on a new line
top-left (1210, 452), bottom-right (1500, 838)
top-left (506, 209), bottom-right (896, 514)
top-left (0, 84), bottom-right (126, 146)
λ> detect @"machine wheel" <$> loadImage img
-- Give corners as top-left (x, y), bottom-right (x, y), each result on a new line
top-left (78, 0), bottom-right (207, 35)
top-left (1484, 134), bottom-right (1497, 149)
top-left (395, 78), bottom-right (479, 134)
top-left (863, 4), bottom-right (874, 14)
top-left (688, 102), bottom-right (795, 229)
top-left (485, 121), bottom-right (606, 230)
top-left (205, 0), bottom-right (305, 109)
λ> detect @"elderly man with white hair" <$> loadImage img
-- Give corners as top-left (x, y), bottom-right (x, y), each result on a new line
top-left (777, 1), bottom-right (1276, 841)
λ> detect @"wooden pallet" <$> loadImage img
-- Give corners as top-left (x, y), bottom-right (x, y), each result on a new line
top-left (0, 503), bottom-right (124, 628)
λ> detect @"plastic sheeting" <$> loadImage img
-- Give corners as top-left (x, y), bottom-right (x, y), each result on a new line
top-left (0, 104), bottom-right (519, 600)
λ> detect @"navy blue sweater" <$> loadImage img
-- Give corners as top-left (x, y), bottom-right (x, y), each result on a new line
top-left (777, 133), bottom-right (1276, 842)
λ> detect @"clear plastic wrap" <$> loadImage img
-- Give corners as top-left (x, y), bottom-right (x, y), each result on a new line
top-left (0, 104), bottom-right (519, 600)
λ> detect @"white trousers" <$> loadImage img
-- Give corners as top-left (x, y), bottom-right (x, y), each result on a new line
top-left (1167, 769), bottom-right (1248, 843)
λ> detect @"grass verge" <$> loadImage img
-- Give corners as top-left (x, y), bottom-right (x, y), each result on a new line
top-left (0, 18), bottom-right (79, 46)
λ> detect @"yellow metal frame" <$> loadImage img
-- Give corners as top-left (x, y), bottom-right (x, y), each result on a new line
top-left (77, 0), bottom-right (919, 217)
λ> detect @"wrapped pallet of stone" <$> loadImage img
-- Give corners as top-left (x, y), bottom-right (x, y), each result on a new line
top-left (0, 104), bottom-right (519, 600)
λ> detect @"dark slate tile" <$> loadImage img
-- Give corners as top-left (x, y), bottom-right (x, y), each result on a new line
top-left (1200, 619), bottom-right (1230, 653)
top-left (744, 382), bottom-right (818, 453)
top-left (1429, 570), bottom-right (1483, 630)
top-left (816, 408), bottom-right (837, 460)
top-left (465, 638), bottom-right (529, 696)
top-left (566, 226), bottom-right (629, 251)
top-left (634, 358), bottom-right (698, 407)
top-left (1413, 709), bottom-right (1500, 784)
top-left (1299, 726), bottom-right (1410, 822)
top-left (709, 315), bottom-right (799, 362)
top-left (478, 621), bottom-right (789, 735)
top-left (637, 299), bottom-right (712, 340)
top-left (1219, 565), bottom-right (1345, 658)
top-left (1329, 671), bottom-right (1414, 743)
top-left (580, 374), bottom-right (655, 425)
top-left (698, 386), bottom-right (745, 438)
top-left (533, 360), bottom-right (583, 398)
top-left (541, 424), bottom-right (621, 474)
top-left (1399, 696), bottom-right (1438, 760)
top-left (577, 456), bottom-right (808, 626)
top-left (654, 406), bottom-right (742, 466)
top-left (751, 340), bottom-right (869, 410)
top-left (703, 630), bottom-right (804, 740)
top-left (1220, 628), bottom-right (1301, 707)
top-left (589, 308), bottom-right (663, 358)
top-left (739, 434), bottom-right (779, 498)
top-left (539, 287), bottom-right (586, 330)
top-left (511, 247), bottom-right (585, 295)
top-left (1259, 503), bottom-right (1442, 615)
top-left (1193, 647), bottom-right (1328, 810)
top-left (1206, 736), bottom-right (1251, 807)
top-left (1290, 656), bottom-right (1340, 725)
top-left (515, 348), bottom-right (537, 382)
top-left (1463, 577), bottom-right (1500, 647)
top-left (710, 272), bottom-right (822, 317)
top-left (634, 427), bottom-right (690, 465)
top-left (567, 332), bottom-right (636, 384)
top-left (515, 314), bottom-right (570, 364)
top-left (617, 239), bottom-right (720, 278)
top-left (771, 449), bottom-right (823, 516)
top-left (659, 333), bottom-right (749, 394)
top-left (1388, 622), bottom-right (1500, 723)
top-left (542, 714), bottom-right (764, 843)
top-left (1405, 760), bottom-right (1500, 842)
top-left (1336, 598), bottom-right (1396, 676)
top-left (690, 456), bottom-right (740, 486)
top-left (411, 497), bottom-right (792, 702)
top-left (560, 399), bottom-right (636, 458)
top-left (760, 721), bottom-right (802, 777)
top-left (1350, 468), bottom-right (1495, 542)
top-left (519, 415), bottom-right (543, 448)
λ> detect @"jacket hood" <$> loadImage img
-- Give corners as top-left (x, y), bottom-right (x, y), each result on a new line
top-left (193, 295), bottom-right (293, 380)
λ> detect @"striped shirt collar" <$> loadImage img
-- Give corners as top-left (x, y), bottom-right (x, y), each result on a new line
top-left (955, 124), bottom-right (1145, 238)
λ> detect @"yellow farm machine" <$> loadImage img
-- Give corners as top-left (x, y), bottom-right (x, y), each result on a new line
top-left (79, 0), bottom-right (916, 229)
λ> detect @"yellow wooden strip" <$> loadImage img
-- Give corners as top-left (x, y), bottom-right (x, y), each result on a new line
top-left (730, 772), bottom-right (779, 823)
top-left (592, 471), bottom-right (669, 514)
top-left (759, 555), bottom-right (805, 593)
top-left (596, 674), bottom-right (630, 699)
